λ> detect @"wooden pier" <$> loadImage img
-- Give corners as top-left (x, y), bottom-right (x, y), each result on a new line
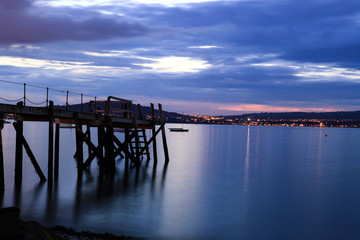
top-left (0, 96), bottom-right (169, 191)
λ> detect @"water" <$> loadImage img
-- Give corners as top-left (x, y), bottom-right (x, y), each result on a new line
top-left (1, 122), bottom-right (360, 239)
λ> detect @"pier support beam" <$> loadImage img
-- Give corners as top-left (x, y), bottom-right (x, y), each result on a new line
top-left (0, 113), bottom-right (4, 192)
top-left (97, 126), bottom-right (105, 175)
top-left (48, 101), bottom-right (54, 184)
top-left (150, 103), bottom-right (157, 164)
top-left (75, 113), bottom-right (83, 175)
top-left (124, 128), bottom-right (130, 168)
top-left (104, 118), bottom-right (115, 174)
top-left (15, 102), bottom-right (23, 186)
top-left (159, 104), bottom-right (169, 163)
top-left (86, 126), bottom-right (91, 158)
top-left (54, 123), bottom-right (60, 180)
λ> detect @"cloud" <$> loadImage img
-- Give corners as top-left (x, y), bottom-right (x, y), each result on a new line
top-left (0, 0), bottom-right (32, 10)
top-left (133, 56), bottom-right (211, 73)
top-left (0, 1), bottom-right (148, 44)
top-left (251, 61), bottom-right (360, 83)
top-left (189, 45), bottom-right (221, 49)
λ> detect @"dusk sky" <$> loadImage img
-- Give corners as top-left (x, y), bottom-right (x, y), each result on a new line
top-left (1, 0), bottom-right (360, 115)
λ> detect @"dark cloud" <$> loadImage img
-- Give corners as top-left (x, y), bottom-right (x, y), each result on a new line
top-left (0, 1), bottom-right (148, 44)
top-left (0, 0), bottom-right (32, 10)
top-left (126, 0), bottom-right (360, 64)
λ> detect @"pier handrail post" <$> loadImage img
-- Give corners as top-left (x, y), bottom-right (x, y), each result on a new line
top-left (81, 93), bottom-right (83, 112)
top-left (94, 97), bottom-right (97, 114)
top-left (105, 99), bottom-right (110, 116)
top-left (23, 83), bottom-right (26, 106)
top-left (150, 103), bottom-right (158, 164)
top-left (46, 87), bottom-right (49, 108)
top-left (66, 91), bottom-right (69, 111)
top-left (158, 104), bottom-right (169, 163)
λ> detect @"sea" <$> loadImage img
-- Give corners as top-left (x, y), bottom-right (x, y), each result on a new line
top-left (1, 122), bottom-right (360, 240)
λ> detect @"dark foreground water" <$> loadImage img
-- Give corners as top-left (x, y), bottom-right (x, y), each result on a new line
top-left (1, 122), bottom-right (360, 239)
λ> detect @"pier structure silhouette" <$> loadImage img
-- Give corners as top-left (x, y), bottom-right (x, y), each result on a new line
top-left (0, 81), bottom-right (169, 191)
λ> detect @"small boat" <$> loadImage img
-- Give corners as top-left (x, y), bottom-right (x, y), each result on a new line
top-left (169, 127), bottom-right (189, 132)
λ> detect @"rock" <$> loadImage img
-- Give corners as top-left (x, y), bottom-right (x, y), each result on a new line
top-left (0, 207), bottom-right (60, 240)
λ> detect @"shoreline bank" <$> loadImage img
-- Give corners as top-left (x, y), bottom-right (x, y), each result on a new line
top-left (0, 207), bottom-right (141, 240)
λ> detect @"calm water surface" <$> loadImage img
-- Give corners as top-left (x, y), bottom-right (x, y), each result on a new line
top-left (1, 123), bottom-right (360, 239)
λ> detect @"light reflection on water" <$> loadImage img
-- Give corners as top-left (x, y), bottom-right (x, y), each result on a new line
top-left (1, 123), bottom-right (360, 239)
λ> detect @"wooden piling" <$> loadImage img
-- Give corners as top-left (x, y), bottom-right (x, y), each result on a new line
top-left (54, 123), bottom-right (60, 180)
top-left (124, 128), bottom-right (130, 168)
top-left (97, 126), bottom-right (105, 174)
top-left (48, 101), bottom-right (54, 184)
top-left (75, 113), bottom-right (83, 174)
top-left (150, 103), bottom-right (158, 163)
top-left (105, 119), bottom-right (115, 173)
top-left (86, 125), bottom-right (91, 158)
top-left (134, 119), bottom-right (141, 165)
top-left (15, 102), bottom-right (23, 185)
top-left (0, 113), bottom-right (4, 191)
top-left (158, 104), bottom-right (169, 163)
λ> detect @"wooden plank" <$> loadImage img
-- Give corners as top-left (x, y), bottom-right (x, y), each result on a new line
top-left (0, 103), bottom-right (155, 127)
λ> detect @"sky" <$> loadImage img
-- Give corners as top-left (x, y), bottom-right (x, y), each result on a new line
top-left (0, 0), bottom-right (360, 115)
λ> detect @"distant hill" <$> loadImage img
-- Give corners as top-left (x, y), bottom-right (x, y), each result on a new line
top-left (54, 102), bottom-right (360, 122)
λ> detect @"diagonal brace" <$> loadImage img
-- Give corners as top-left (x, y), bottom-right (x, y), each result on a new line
top-left (13, 122), bottom-right (46, 182)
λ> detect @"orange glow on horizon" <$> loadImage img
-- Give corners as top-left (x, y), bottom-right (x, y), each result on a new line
top-left (218, 104), bottom-right (340, 113)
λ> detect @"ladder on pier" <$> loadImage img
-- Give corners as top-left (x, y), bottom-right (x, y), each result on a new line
top-left (128, 128), bottom-right (150, 160)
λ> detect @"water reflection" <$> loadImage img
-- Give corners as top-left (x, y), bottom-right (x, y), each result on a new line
top-left (1, 123), bottom-right (360, 239)
top-left (4, 158), bottom-right (169, 230)
top-left (243, 125), bottom-right (250, 194)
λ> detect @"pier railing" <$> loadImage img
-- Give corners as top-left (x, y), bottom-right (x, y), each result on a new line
top-left (0, 79), bottom-right (97, 111)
